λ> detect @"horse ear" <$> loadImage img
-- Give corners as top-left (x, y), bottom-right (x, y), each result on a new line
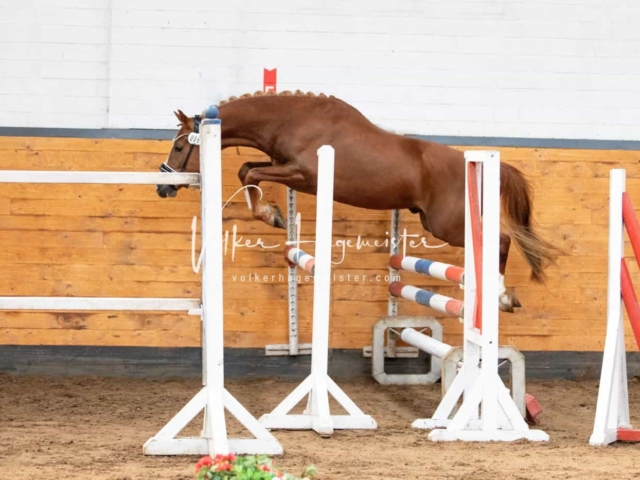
top-left (175, 109), bottom-right (190, 125)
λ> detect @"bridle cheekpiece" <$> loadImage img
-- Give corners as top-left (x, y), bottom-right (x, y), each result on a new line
top-left (160, 114), bottom-right (202, 173)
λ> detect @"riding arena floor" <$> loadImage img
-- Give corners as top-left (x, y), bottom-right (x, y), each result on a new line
top-left (2, 374), bottom-right (640, 479)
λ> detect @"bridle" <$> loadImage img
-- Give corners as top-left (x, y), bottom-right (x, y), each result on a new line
top-left (160, 114), bottom-right (202, 174)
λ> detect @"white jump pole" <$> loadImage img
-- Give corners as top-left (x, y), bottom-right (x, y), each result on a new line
top-left (0, 297), bottom-right (200, 312)
top-left (401, 327), bottom-right (453, 359)
top-left (259, 145), bottom-right (377, 435)
top-left (0, 171), bottom-right (199, 185)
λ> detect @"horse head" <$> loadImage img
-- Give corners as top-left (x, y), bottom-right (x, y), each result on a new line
top-left (156, 110), bottom-right (202, 198)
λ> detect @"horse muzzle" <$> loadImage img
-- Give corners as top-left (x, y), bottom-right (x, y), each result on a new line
top-left (157, 162), bottom-right (180, 198)
top-left (156, 184), bottom-right (178, 198)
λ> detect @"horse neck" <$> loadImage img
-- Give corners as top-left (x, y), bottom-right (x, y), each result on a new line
top-left (219, 99), bottom-right (282, 153)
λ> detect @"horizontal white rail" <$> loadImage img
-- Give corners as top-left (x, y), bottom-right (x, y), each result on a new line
top-left (401, 328), bottom-right (453, 358)
top-left (0, 171), bottom-right (199, 185)
top-left (0, 297), bottom-right (200, 311)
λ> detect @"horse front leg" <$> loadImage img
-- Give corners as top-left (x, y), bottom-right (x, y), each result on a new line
top-left (498, 233), bottom-right (522, 313)
top-left (237, 161), bottom-right (281, 225)
top-left (239, 162), bottom-right (305, 229)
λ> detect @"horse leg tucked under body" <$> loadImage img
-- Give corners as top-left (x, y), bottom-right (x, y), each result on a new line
top-left (417, 207), bottom-right (521, 313)
top-left (499, 234), bottom-right (522, 312)
top-left (238, 161), bottom-right (307, 229)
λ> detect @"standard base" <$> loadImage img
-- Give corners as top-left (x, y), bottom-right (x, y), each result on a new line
top-left (590, 428), bottom-right (640, 446)
top-left (589, 430), bottom-right (619, 447)
top-left (412, 411), bottom-right (549, 443)
top-left (259, 374), bottom-right (377, 436)
top-left (428, 428), bottom-right (550, 442)
top-left (414, 419), bottom-right (549, 442)
top-left (143, 386), bottom-right (283, 456)
top-left (411, 361), bottom-right (550, 443)
top-left (143, 437), bottom-right (284, 456)
top-left (259, 414), bottom-right (377, 432)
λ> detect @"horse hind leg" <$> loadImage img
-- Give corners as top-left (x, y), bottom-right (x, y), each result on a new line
top-left (418, 210), bottom-right (521, 313)
top-left (499, 233), bottom-right (522, 313)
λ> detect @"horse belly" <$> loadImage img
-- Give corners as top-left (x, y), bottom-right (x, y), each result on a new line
top-left (331, 177), bottom-right (416, 211)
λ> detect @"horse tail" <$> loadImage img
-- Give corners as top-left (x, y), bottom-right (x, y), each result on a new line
top-left (499, 162), bottom-right (559, 283)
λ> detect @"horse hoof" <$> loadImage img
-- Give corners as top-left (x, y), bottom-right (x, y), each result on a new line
top-left (499, 301), bottom-right (515, 313)
top-left (499, 287), bottom-right (522, 313)
top-left (269, 204), bottom-right (287, 229)
top-left (508, 287), bottom-right (522, 308)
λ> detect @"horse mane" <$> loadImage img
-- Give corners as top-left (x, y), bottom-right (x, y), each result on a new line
top-left (175, 90), bottom-right (337, 128)
top-left (218, 89), bottom-right (335, 106)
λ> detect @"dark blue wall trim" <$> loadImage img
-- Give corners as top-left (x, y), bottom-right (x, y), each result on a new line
top-left (0, 345), bottom-right (619, 381)
top-left (1, 127), bottom-right (640, 150)
top-left (0, 127), bottom-right (175, 140)
top-left (407, 135), bottom-right (640, 151)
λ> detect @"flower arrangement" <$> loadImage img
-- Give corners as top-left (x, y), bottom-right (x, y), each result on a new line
top-left (195, 454), bottom-right (317, 480)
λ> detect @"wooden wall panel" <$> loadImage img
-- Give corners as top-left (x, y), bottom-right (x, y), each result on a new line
top-left (1, 136), bottom-right (639, 352)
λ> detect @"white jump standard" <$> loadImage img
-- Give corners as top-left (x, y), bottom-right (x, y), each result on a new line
top-left (144, 108), bottom-right (282, 455)
top-left (369, 156), bottom-right (530, 421)
top-left (398, 325), bottom-right (527, 418)
top-left (415, 151), bottom-right (548, 442)
top-left (259, 146), bottom-right (377, 436)
top-left (590, 169), bottom-right (640, 446)
top-left (0, 106), bottom-right (283, 456)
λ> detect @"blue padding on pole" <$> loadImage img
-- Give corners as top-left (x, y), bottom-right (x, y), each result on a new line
top-left (415, 289), bottom-right (436, 307)
top-left (414, 258), bottom-right (435, 276)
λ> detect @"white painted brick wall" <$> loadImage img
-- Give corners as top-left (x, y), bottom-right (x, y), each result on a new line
top-left (0, 0), bottom-right (110, 128)
top-left (1, 0), bottom-right (639, 141)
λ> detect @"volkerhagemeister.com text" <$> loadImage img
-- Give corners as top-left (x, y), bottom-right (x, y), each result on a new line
top-left (230, 273), bottom-right (402, 283)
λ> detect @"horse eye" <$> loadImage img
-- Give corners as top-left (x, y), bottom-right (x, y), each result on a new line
top-left (174, 145), bottom-right (183, 152)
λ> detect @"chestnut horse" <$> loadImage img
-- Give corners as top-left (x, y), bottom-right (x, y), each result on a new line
top-left (156, 90), bottom-right (557, 312)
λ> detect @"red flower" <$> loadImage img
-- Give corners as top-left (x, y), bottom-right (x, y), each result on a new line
top-left (212, 453), bottom-right (236, 464)
top-left (195, 456), bottom-right (213, 472)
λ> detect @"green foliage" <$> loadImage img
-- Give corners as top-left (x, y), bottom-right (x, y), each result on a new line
top-left (195, 454), bottom-right (317, 480)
